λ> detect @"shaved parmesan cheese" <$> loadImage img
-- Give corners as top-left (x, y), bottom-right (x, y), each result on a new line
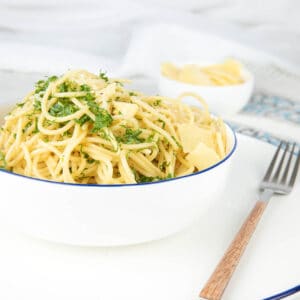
top-left (161, 62), bottom-right (180, 79)
top-left (177, 124), bottom-right (215, 153)
top-left (179, 64), bottom-right (213, 85)
top-left (186, 142), bottom-right (220, 171)
top-left (114, 102), bottom-right (138, 118)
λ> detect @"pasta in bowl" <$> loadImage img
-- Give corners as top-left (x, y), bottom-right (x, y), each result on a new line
top-left (0, 70), bottom-right (236, 246)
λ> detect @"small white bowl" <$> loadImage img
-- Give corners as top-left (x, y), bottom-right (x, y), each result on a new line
top-left (0, 124), bottom-right (237, 247)
top-left (159, 62), bottom-right (254, 116)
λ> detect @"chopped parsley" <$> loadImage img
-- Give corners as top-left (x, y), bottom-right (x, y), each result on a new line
top-left (137, 174), bottom-right (159, 183)
top-left (171, 136), bottom-right (182, 148)
top-left (145, 132), bottom-right (155, 143)
top-left (99, 70), bottom-right (109, 82)
top-left (0, 151), bottom-right (6, 169)
top-left (80, 84), bottom-right (91, 92)
top-left (57, 82), bottom-right (69, 93)
top-left (32, 117), bottom-right (39, 134)
top-left (92, 110), bottom-right (113, 132)
top-left (166, 173), bottom-right (173, 179)
top-left (152, 99), bottom-right (162, 106)
top-left (98, 129), bottom-right (110, 140)
top-left (35, 75), bottom-right (58, 94)
top-left (33, 99), bottom-right (42, 112)
top-left (57, 81), bottom-right (78, 93)
top-left (22, 121), bottom-right (32, 133)
top-left (79, 145), bottom-right (96, 164)
top-left (159, 161), bottom-right (170, 171)
top-left (75, 114), bottom-right (91, 126)
top-left (135, 172), bottom-right (173, 183)
top-left (77, 91), bottom-right (113, 132)
top-left (49, 99), bottom-right (78, 117)
top-left (63, 130), bottom-right (72, 137)
top-left (114, 81), bottom-right (124, 86)
top-left (117, 128), bottom-right (145, 144)
top-left (157, 118), bottom-right (166, 129)
top-left (58, 82), bottom-right (69, 93)
top-left (17, 102), bottom-right (25, 108)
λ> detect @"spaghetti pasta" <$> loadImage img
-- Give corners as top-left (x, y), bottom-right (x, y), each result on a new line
top-left (0, 70), bottom-right (228, 184)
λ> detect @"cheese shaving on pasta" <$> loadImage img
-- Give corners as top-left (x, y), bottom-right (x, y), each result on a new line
top-left (161, 59), bottom-right (244, 86)
top-left (0, 70), bottom-right (228, 184)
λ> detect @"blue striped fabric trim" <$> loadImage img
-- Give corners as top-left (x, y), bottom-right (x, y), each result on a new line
top-left (241, 92), bottom-right (300, 125)
top-left (227, 121), bottom-right (299, 151)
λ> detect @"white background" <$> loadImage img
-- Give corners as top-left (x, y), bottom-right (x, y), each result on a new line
top-left (0, 0), bottom-right (299, 65)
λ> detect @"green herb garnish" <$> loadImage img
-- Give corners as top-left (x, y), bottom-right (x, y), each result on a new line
top-left (92, 110), bottom-right (113, 132)
top-left (33, 99), bottom-right (42, 112)
top-left (49, 99), bottom-right (78, 117)
top-left (75, 91), bottom-right (113, 131)
top-left (159, 161), bottom-right (170, 171)
top-left (57, 81), bottom-right (78, 93)
top-left (0, 151), bottom-right (6, 169)
top-left (145, 132), bottom-right (155, 143)
top-left (135, 173), bottom-right (173, 183)
top-left (35, 75), bottom-right (58, 94)
top-left (75, 114), bottom-right (91, 126)
top-left (22, 121), bottom-right (32, 133)
top-left (79, 145), bottom-right (96, 164)
top-left (158, 119), bottom-right (166, 129)
top-left (80, 84), bottom-right (91, 92)
top-left (32, 117), bottom-right (39, 134)
top-left (63, 130), bottom-right (72, 137)
top-left (114, 81), bottom-right (124, 86)
top-left (152, 99), bottom-right (162, 106)
top-left (171, 136), bottom-right (182, 148)
top-left (166, 173), bottom-right (173, 179)
top-left (117, 128), bottom-right (145, 144)
top-left (58, 82), bottom-right (69, 93)
top-left (99, 71), bottom-right (109, 82)
top-left (137, 175), bottom-right (158, 183)
top-left (98, 129), bottom-right (110, 140)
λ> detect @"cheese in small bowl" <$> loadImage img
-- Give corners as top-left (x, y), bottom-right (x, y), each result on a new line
top-left (161, 59), bottom-right (244, 86)
top-left (159, 59), bottom-right (254, 115)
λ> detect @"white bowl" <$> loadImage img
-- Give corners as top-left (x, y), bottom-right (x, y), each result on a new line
top-left (0, 125), bottom-right (237, 247)
top-left (159, 63), bottom-right (254, 116)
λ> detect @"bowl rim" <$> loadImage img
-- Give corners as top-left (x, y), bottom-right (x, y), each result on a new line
top-left (0, 123), bottom-right (237, 188)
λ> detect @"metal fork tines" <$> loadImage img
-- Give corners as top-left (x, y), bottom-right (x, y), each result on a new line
top-left (260, 141), bottom-right (300, 196)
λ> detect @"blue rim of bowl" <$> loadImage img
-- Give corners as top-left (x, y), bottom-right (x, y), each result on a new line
top-left (0, 123), bottom-right (237, 188)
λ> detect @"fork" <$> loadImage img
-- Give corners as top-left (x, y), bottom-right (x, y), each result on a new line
top-left (199, 141), bottom-right (300, 300)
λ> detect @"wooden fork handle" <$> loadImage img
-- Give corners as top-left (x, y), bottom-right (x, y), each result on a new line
top-left (199, 200), bottom-right (268, 300)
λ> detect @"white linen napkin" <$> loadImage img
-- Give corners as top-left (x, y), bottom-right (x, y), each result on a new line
top-left (0, 42), bottom-right (116, 74)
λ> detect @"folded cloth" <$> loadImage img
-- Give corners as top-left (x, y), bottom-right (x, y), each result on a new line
top-left (0, 42), bottom-right (116, 74)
